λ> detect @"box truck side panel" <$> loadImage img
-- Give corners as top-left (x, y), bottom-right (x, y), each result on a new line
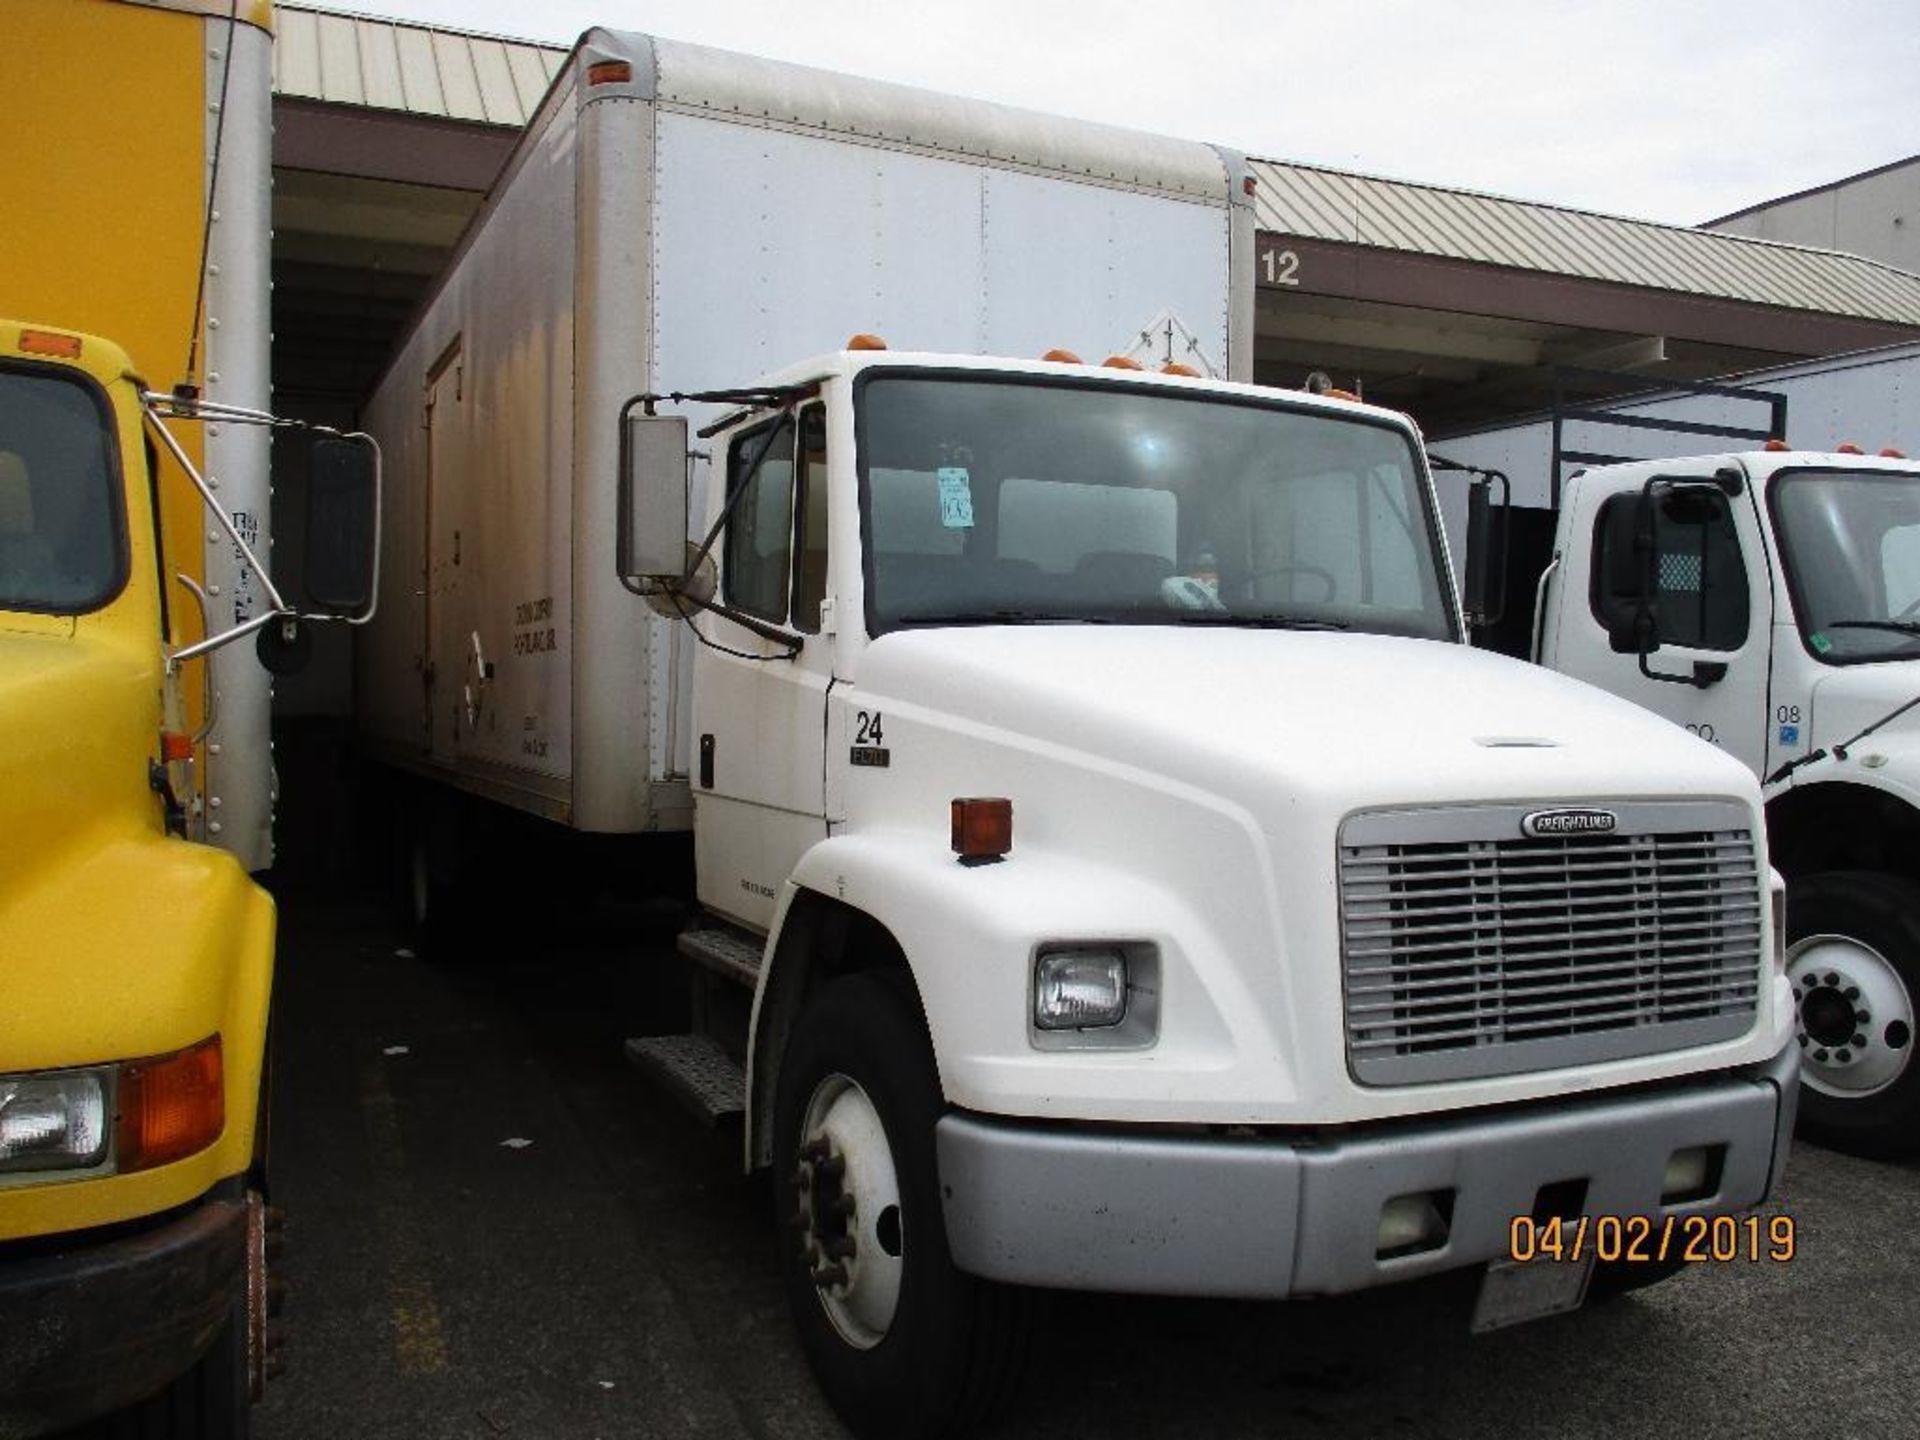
top-left (360, 87), bottom-right (580, 817)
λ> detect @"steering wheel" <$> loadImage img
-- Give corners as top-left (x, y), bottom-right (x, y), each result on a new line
top-left (1236, 563), bottom-right (1337, 604)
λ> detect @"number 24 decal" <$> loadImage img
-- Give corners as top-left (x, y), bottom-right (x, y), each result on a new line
top-left (854, 710), bottom-right (885, 746)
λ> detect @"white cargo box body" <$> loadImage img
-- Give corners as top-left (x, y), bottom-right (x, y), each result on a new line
top-left (359, 29), bottom-right (1252, 832)
top-left (1431, 340), bottom-right (1920, 563)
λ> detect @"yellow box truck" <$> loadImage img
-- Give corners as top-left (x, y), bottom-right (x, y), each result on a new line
top-left (0, 4), bottom-right (376, 1433)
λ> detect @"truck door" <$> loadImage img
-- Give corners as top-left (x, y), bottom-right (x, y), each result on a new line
top-left (692, 402), bottom-right (833, 932)
top-left (1542, 461), bottom-right (1772, 772)
top-left (424, 347), bottom-right (463, 764)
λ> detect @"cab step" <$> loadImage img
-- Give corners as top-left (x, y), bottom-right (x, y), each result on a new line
top-left (677, 925), bottom-right (765, 989)
top-left (623, 1033), bottom-right (746, 1126)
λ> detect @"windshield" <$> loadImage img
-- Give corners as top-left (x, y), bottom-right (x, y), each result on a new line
top-left (1770, 467), bottom-right (1920, 664)
top-left (0, 363), bottom-right (125, 614)
top-left (856, 374), bottom-right (1455, 640)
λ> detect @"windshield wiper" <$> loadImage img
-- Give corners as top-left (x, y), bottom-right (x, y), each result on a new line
top-left (1167, 612), bottom-right (1350, 631)
top-left (895, 609), bottom-right (1116, 626)
top-left (1827, 619), bottom-right (1920, 638)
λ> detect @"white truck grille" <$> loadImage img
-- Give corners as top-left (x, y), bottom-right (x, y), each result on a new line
top-left (1338, 801), bottom-right (1763, 1085)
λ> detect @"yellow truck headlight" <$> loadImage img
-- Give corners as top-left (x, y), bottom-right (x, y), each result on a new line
top-left (0, 1068), bottom-right (111, 1174)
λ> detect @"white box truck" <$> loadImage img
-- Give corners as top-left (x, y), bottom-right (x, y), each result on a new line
top-left (359, 29), bottom-right (1798, 1439)
top-left (1436, 343), bottom-right (1920, 1158)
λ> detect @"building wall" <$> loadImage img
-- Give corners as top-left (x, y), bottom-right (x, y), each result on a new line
top-left (1709, 158), bottom-right (1920, 276)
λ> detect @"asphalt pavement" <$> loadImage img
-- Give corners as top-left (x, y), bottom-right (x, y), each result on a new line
top-left (251, 881), bottom-right (1920, 1440)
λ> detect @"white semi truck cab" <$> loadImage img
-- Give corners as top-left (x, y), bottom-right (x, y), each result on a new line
top-left (1520, 446), bottom-right (1920, 1156)
top-left (621, 345), bottom-right (1799, 1437)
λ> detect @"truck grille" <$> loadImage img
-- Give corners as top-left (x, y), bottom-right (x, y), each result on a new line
top-left (1338, 802), bottom-right (1763, 1085)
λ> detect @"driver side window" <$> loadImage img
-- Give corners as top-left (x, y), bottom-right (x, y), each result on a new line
top-left (723, 415), bottom-right (796, 623)
top-left (1590, 491), bottom-right (1750, 651)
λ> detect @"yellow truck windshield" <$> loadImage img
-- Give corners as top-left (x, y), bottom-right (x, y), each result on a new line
top-left (0, 363), bottom-right (126, 614)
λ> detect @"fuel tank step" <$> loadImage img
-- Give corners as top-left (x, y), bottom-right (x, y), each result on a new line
top-left (624, 1033), bottom-right (746, 1125)
top-left (677, 926), bottom-right (765, 988)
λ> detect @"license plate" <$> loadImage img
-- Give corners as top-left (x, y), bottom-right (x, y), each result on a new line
top-left (1470, 1254), bottom-right (1594, 1333)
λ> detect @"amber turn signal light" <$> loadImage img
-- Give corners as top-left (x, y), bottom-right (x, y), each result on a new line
top-left (846, 333), bottom-right (889, 351)
top-left (118, 1035), bottom-right (224, 1173)
top-left (159, 731), bottom-right (194, 763)
top-left (586, 61), bottom-right (632, 86)
top-left (951, 797), bottom-right (1012, 865)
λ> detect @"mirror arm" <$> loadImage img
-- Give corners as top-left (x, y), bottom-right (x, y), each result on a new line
top-left (670, 587), bottom-right (805, 657)
top-left (168, 608), bottom-right (280, 669)
top-left (142, 401), bottom-right (287, 613)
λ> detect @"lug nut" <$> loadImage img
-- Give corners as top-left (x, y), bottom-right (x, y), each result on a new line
top-left (815, 1154), bottom-right (846, 1184)
top-left (811, 1262), bottom-right (849, 1289)
top-left (824, 1235), bottom-right (856, 1260)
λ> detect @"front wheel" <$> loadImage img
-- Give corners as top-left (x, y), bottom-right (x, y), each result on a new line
top-left (1785, 871), bottom-right (1920, 1159)
top-left (773, 972), bottom-right (1031, 1440)
top-left (107, 1291), bottom-right (250, 1439)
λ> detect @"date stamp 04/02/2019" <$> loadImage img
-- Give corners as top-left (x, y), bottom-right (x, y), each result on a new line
top-left (1509, 1213), bottom-right (1797, 1265)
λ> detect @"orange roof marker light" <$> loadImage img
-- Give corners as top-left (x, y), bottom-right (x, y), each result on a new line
top-left (847, 333), bottom-right (888, 352)
top-left (1838, 443), bottom-right (1865, 455)
top-left (1764, 439), bottom-right (1792, 452)
top-left (1102, 355), bottom-right (1144, 371)
top-left (587, 60), bottom-right (632, 86)
top-left (1881, 448), bottom-right (1908, 459)
top-left (19, 329), bottom-right (82, 359)
top-left (1160, 362), bottom-right (1202, 377)
top-left (1041, 348), bottom-right (1083, 364)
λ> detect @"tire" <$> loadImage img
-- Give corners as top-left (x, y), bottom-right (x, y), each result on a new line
top-left (1785, 871), bottom-right (1920, 1159)
top-left (393, 801), bottom-right (467, 963)
top-left (108, 1293), bottom-right (251, 1440)
top-left (773, 972), bottom-right (1032, 1440)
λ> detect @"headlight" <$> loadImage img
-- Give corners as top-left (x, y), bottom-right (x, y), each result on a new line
top-left (0, 1069), bottom-right (111, 1174)
top-left (1034, 948), bottom-right (1130, 1030)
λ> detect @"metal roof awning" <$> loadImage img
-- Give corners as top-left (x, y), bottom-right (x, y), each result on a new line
top-left (1249, 158), bottom-right (1920, 326)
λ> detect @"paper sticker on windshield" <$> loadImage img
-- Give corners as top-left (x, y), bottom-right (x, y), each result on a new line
top-left (937, 467), bottom-right (975, 529)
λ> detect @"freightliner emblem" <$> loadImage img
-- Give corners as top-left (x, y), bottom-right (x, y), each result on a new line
top-left (1521, 808), bottom-right (1618, 838)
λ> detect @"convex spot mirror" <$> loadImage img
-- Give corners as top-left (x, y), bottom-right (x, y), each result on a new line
top-left (619, 413), bottom-right (690, 584)
top-left (303, 434), bottom-right (378, 616)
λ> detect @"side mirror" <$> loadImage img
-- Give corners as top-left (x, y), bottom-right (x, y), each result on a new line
top-left (303, 434), bottom-right (378, 617)
top-left (619, 412), bottom-right (690, 583)
top-left (1608, 605), bottom-right (1654, 655)
top-left (1461, 471), bottom-right (1510, 628)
